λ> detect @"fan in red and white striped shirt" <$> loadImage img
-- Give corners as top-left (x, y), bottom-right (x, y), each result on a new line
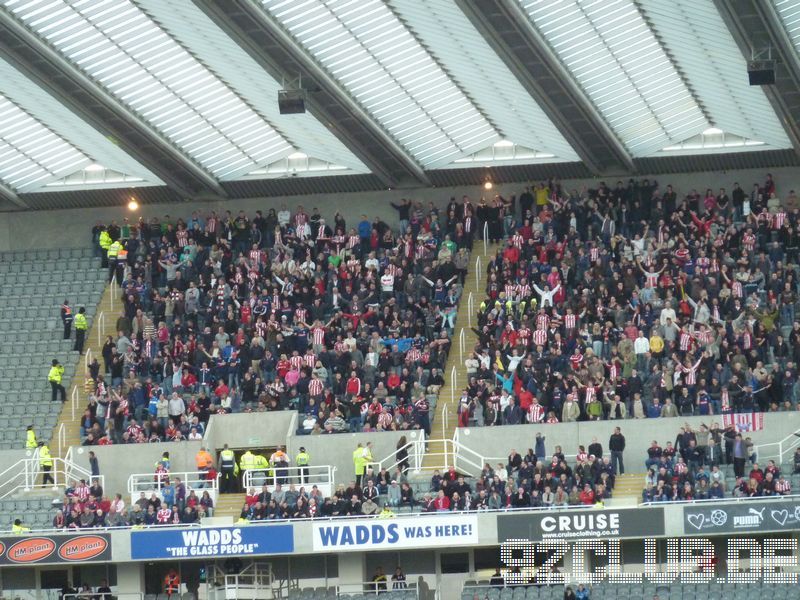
top-left (308, 377), bottom-right (324, 397)
top-left (527, 401), bottom-right (545, 423)
top-left (532, 328), bottom-right (547, 347)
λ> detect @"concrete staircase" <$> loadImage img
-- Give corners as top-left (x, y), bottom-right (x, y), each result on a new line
top-left (423, 241), bottom-right (501, 469)
top-left (606, 472), bottom-right (646, 507)
top-left (215, 492), bottom-right (246, 520)
top-left (50, 281), bottom-right (116, 457)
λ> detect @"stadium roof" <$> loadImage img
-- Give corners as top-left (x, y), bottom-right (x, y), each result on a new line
top-left (0, 0), bottom-right (798, 210)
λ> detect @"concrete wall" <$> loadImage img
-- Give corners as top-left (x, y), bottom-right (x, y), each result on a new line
top-left (455, 412), bottom-right (800, 472)
top-left (4, 165), bottom-right (800, 250)
top-left (68, 441), bottom-right (202, 495)
top-left (287, 429), bottom-right (414, 486)
top-left (203, 412), bottom-right (296, 452)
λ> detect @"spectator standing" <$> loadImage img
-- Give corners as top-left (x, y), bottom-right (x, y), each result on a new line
top-left (609, 428), bottom-right (626, 475)
top-left (61, 300), bottom-right (73, 340)
top-left (88, 451), bottom-right (100, 482)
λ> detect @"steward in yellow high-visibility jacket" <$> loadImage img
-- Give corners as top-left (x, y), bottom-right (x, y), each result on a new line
top-left (25, 426), bottom-right (37, 449)
top-left (48, 360), bottom-right (66, 403)
top-left (39, 442), bottom-right (54, 486)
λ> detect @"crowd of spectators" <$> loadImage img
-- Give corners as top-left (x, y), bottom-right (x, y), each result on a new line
top-left (47, 454), bottom-right (215, 530)
top-left (640, 422), bottom-right (793, 502)
top-left (84, 199), bottom-right (479, 445)
top-left (459, 175), bottom-right (799, 428)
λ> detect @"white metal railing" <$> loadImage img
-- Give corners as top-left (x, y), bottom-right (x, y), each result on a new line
top-left (207, 561), bottom-right (275, 600)
top-left (336, 582), bottom-right (418, 598)
top-left (442, 404), bottom-right (449, 436)
top-left (71, 383), bottom-right (79, 420)
top-left (467, 291), bottom-right (474, 329)
top-left (0, 457), bottom-right (100, 499)
top-left (450, 364), bottom-right (457, 407)
top-left (97, 311), bottom-right (106, 346)
top-left (458, 328), bottom-right (465, 365)
top-left (642, 493), bottom-right (800, 507)
top-left (483, 221), bottom-right (488, 256)
top-left (128, 469), bottom-right (219, 506)
top-left (242, 465), bottom-right (336, 498)
top-left (57, 423), bottom-right (66, 457)
top-left (84, 347), bottom-right (92, 375)
top-left (64, 593), bottom-right (142, 600)
top-left (475, 256), bottom-right (482, 292)
top-left (754, 428), bottom-right (800, 463)
top-left (110, 273), bottom-right (118, 312)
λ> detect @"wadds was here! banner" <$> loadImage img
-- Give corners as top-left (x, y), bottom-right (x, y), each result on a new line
top-left (312, 514), bottom-right (479, 552)
top-left (0, 534), bottom-right (111, 565)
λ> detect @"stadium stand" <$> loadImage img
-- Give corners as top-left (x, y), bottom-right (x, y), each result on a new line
top-left (459, 177), bottom-right (794, 430)
top-left (0, 248), bottom-right (105, 448)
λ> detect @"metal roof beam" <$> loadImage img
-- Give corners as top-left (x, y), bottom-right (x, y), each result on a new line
top-left (193, 0), bottom-right (430, 188)
top-left (713, 0), bottom-right (800, 160)
top-left (0, 8), bottom-right (227, 200)
top-left (0, 180), bottom-right (28, 209)
top-left (456, 0), bottom-right (634, 176)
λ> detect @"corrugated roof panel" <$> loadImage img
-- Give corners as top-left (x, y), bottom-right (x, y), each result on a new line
top-left (519, 0), bottom-right (707, 156)
top-left (0, 94), bottom-right (91, 191)
top-left (640, 0), bottom-right (790, 153)
top-left (6, 0), bottom-right (294, 180)
top-left (389, 0), bottom-right (579, 164)
top-left (260, 0), bottom-right (500, 168)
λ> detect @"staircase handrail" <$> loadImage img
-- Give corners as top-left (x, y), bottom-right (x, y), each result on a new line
top-left (467, 292), bottom-right (474, 329)
top-left (97, 311), bottom-right (106, 346)
top-left (474, 256), bottom-right (482, 292)
top-left (754, 428), bottom-right (800, 463)
top-left (57, 422), bottom-right (66, 457)
top-left (110, 274), bottom-right (116, 312)
top-left (71, 384), bottom-right (79, 420)
top-left (458, 328), bottom-right (465, 366)
top-left (0, 456), bottom-right (100, 499)
top-left (450, 364), bottom-right (457, 407)
top-left (483, 221), bottom-right (488, 256)
top-left (241, 465), bottom-right (334, 496)
top-left (128, 469), bottom-right (218, 496)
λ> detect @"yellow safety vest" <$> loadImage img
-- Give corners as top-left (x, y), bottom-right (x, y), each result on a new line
top-left (74, 314), bottom-right (88, 331)
top-left (25, 430), bottom-right (37, 449)
top-left (107, 241), bottom-right (122, 259)
top-left (220, 449), bottom-right (236, 470)
top-left (99, 231), bottom-right (112, 250)
top-left (239, 452), bottom-right (256, 471)
top-left (40, 446), bottom-right (53, 467)
top-left (296, 452), bottom-right (310, 466)
top-left (12, 524), bottom-right (30, 534)
top-left (48, 366), bottom-right (64, 384)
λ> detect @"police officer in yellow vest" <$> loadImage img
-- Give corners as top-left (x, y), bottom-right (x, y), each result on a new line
top-left (12, 519), bottom-right (29, 534)
top-left (251, 453), bottom-right (270, 486)
top-left (48, 359), bottom-right (66, 403)
top-left (39, 442), bottom-right (54, 486)
top-left (296, 447), bottom-right (310, 484)
top-left (107, 239), bottom-right (123, 283)
top-left (25, 425), bottom-right (37, 450)
top-left (99, 228), bottom-right (112, 268)
top-left (73, 308), bottom-right (87, 354)
top-left (219, 444), bottom-right (237, 493)
top-left (239, 450), bottom-right (256, 489)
